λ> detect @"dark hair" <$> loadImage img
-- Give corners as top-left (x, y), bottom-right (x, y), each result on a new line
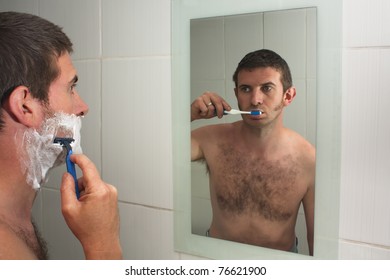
top-left (232, 49), bottom-right (292, 92)
top-left (0, 12), bottom-right (73, 129)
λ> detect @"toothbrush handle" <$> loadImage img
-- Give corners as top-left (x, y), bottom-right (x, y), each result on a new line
top-left (66, 150), bottom-right (80, 199)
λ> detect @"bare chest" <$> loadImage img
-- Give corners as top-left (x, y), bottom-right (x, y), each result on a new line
top-left (208, 144), bottom-right (306, 221)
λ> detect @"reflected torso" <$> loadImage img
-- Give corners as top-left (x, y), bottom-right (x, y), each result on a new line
top-left (193, 121), bottom-right (315, 252)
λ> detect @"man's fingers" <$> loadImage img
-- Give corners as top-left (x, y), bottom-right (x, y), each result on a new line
top-left (60, 172), bottom-right (78, 216)
top-left (69, 154), bottom-right (101, 190)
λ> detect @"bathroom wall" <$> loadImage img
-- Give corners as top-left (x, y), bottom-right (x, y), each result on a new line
top-left (339, 0), bottom-right (390, 259)
top-left (1, 0), bottom-right (389, 259)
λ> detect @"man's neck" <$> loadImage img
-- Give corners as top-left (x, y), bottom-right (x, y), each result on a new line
top-left (238, 118), bottom-right (285, 150)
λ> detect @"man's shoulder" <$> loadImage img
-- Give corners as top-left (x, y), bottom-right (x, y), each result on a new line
top-left (284, 129), bottom-right (315, 151)
top-left (193, 122), bottom-right (238, 137)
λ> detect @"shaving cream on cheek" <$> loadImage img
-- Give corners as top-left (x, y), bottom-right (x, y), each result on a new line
top-left (16, 112), bottom-right (83, 189)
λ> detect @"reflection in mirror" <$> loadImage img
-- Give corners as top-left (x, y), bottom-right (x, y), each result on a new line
top-left (190, 8), bottom-right (316, 256)
top-left (173, 0), bottom-right (342, 260)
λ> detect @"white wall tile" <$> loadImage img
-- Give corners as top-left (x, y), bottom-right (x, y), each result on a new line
top-left (102, 0), bottom-right (170, 57)
top-left (191, 162), bottom-right (210, 199)
top-left (190, 17), bottom-right (225, 81)
top-left (284, 79), bottom-right (306, 138)
top-left (340, 48), bottom-right (390, 247)
top-left (73, 60), bottom-right (102, 172)
top-left (119, 202), bottom-right (176, 259)
top-left (39, 0), bottom-right (101, 59)
top-left (191, 196), bottom-right (212, 236)
top-left (339, 240), bottom-right (390, 259)
top-left (344, 0), bottom-right (390, 47)
top-left (102, 58), bottom-right (172, 209)
top-left (295, 210), bottom-right (309, 256)
top-left (306, 8), bottom-right (317, 79)
top-left (306, 79), bottom-right (317, 146)
top-left (224, 12), bottom-right (264, 84)
top-left (224, 13), bottom-right (264, 124)
top-left (264, 9), bottom-right (306, 80)
top-left (0, 0), bottom-right (39, 13)
top-left (191, 161), bottom-right (212, 236)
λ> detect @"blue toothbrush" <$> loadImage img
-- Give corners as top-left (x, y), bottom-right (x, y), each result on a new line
top-left (53, 137), bottom-right (80, 199)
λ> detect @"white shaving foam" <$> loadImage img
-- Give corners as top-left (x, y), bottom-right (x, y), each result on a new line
top-left (16, 112), bottom-right (82, 189)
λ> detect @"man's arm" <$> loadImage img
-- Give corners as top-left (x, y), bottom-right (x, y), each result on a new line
top-left (190, 91), bottom-right (231, 162)
top-left (191, 131), bottom-right (203, 162)
top-left (302, 183), bottom-right (314, 256)
top-left (302, 144), bottom-right (315, 256)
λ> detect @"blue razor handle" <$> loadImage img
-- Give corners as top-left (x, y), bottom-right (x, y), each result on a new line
top-left (54, 137), bottom-right (80, 199)
top-left (65, 149), bottom-right (80, 199)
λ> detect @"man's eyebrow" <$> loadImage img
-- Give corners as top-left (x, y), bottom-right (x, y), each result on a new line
top-left (238, 81), bottom-right (276, 87)
top-left (260, 81), bottom-right (276, 87)
top-left (69, 75), bottom-right (78, 85)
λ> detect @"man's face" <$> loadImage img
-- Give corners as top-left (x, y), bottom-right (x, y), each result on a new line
top-left (46, 52), bottom-right (89, 117)
top-left (16, 52), bottom-right (88, 189)
top-left (234, 67), bottom-right (293, 127)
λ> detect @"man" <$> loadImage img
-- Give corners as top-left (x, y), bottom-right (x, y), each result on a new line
top-left (0, 12), bottom-right (122, 259)
top-left (191, 49), bottom-right (315, 255)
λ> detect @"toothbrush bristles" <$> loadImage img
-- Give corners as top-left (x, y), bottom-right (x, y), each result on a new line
top-left (250, 110), bottom-right (261, 115)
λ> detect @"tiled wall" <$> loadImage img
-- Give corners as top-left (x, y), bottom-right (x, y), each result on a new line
top-left (339, 0), bottom-right (390, 259)
top-left (1, 0), bottom-right (389, 259)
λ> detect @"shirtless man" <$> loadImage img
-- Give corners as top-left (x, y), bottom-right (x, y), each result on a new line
top-left (0, 12), bottom-right (121, 259)
top-left (191, 49), bottom-right (315, 255)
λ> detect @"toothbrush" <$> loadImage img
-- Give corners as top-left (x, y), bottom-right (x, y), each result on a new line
top-left (53, 137), bottom-right (80, 199)
top-left (224, 109), bottom-right (262, 115)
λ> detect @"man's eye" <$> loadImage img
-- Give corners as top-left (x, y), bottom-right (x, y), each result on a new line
top-left (240, 86), bottom-right (251, 93)
top-left (262, 85), bottom-right (272, 92)
top-left (70, 84), bottom-right (77, 93)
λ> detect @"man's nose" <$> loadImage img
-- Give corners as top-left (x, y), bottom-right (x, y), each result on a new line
top-left (251, 87), bottom-right (263, 105)
top-left (76, 94), bottom-right (89, 117)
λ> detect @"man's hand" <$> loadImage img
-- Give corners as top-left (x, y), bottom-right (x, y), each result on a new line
top-left (60, 154), bottom-right (122, 259)
top-left (190, 91), bottom-right (231, 121)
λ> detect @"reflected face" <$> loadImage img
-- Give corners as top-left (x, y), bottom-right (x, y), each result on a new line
top-left (234, 67), bottom-right (287, 126)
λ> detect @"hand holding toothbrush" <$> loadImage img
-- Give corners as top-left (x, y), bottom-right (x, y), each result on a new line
top-left (191, 91), bottom-right (231, 121)
top-left (60, 154), bottom-right (122, 259)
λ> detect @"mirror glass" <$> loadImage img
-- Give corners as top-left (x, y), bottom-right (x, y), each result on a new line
top-left (190, 8), bottom-right (317, 256)
top-left (172, 0), bottom-right (342, 259)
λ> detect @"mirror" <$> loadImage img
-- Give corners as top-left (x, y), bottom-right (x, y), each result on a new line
top-left (172, 0), bottom-right (342, 259)
top-left (190, 8), bottom-right (317, 256)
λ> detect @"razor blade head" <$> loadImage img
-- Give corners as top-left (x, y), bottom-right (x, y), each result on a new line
top-left (53, 137), bottom-right (75, 152)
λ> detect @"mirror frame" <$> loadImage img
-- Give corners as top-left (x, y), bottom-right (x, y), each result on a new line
top-left (172, 0), bottom-right (342, 259)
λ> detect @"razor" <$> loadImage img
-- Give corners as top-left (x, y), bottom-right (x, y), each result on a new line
top-left (53, 137), bottom-right (80, 199)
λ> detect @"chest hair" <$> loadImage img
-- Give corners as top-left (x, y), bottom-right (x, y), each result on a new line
top-left (13, 221), bottom-right (49, 260)
top-left (210, 144), bottom-right (301, 221)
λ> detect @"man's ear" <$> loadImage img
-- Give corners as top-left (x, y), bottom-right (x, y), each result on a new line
top-left (283, 87), bottom-right (296, 106)
top-left (7, 86), bottom-right (42, 127)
